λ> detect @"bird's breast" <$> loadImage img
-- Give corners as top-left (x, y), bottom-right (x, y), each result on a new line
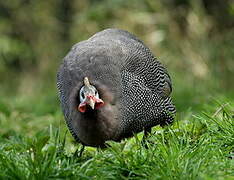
top-left (76, 103), bottom-right (120, 147)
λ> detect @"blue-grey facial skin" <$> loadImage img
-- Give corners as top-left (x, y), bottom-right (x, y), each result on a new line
top-left (79, 85), bottom-right (100, 109)
top-left (80, 85), bottom-right (99, 103)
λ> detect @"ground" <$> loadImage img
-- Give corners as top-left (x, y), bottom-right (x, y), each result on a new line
top-left (0, 88), bottom-right (233, 179)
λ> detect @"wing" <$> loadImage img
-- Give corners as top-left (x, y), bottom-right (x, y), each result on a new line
top-left (140, 58), bottom-right (173, 99)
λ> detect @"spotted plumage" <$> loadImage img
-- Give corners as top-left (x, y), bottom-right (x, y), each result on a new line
top-left (57, 28), bottom-right (176, 147)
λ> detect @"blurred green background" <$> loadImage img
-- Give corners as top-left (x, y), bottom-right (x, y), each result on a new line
top-left (0, 0), bottom-right (233, 136)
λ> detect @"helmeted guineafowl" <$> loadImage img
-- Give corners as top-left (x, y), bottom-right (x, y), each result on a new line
top-left (57, 28), bottom-right (176, 147)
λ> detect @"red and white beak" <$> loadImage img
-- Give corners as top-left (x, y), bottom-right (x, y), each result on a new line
top-left (78, 95), bottom-right (104, 113)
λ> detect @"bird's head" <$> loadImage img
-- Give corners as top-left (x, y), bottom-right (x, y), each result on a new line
top-left (78, 77), bottom-right (104, 113)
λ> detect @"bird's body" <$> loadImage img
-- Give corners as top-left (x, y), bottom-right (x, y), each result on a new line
top-left (57, 29), bottom-right (176, 147)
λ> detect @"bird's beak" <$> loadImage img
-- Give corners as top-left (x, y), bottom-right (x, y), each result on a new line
top-left (85, 95), bottom-right (104, 111)
top-left (89, 98), bottom-right (95, 109)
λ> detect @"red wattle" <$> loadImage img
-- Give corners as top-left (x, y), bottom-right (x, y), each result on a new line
top-left (78, 102), bottom-right (87, 113)
top-left (95, 98), bottom-right (104, 109)
top-left (87, 96), bottom-right (104, 109)
top-left (78, 97), bottom-right (104, 112)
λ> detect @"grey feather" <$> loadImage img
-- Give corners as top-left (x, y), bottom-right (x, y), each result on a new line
top-left (57, 28), bottom-right (176, 147)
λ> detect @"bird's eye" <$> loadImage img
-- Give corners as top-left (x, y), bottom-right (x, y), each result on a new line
top-left (82, 92), bottom-right (85, 98)
top-left (94, 90), bottom-right (99, 98)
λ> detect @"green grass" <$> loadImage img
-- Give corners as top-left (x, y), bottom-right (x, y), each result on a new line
top-left (0, 91), bottom-right (233, 179)
top-left (0, 0), bottom-right (233, 179)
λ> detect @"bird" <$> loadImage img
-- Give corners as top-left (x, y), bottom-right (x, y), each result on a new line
top-left (57, 28), bottom-right (176, 148)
